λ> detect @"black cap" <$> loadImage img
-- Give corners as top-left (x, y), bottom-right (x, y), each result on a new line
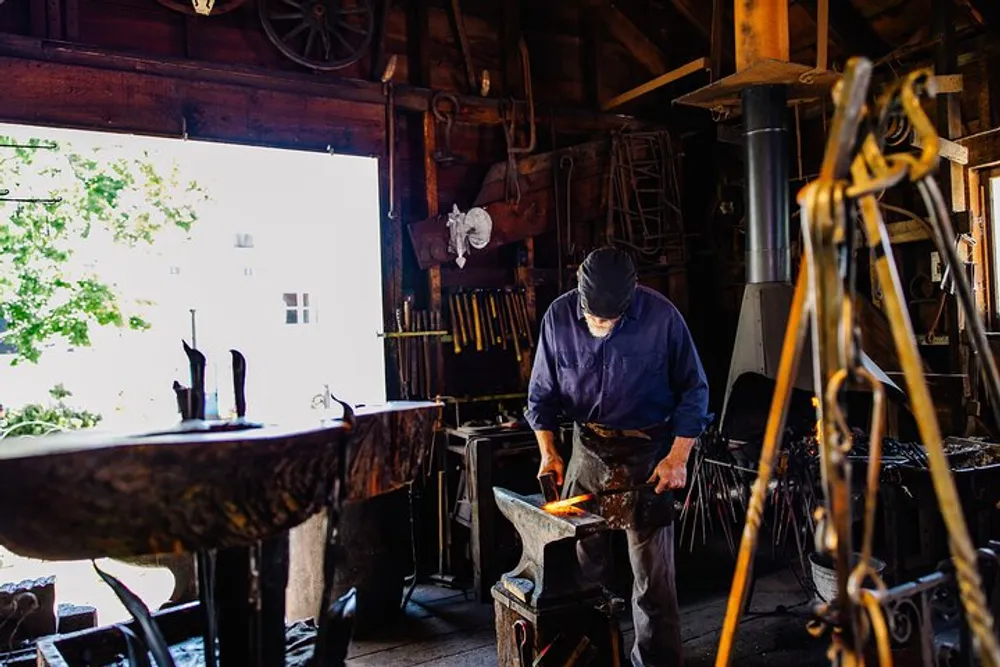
top-left (577, 247), bottom-right (637, 319)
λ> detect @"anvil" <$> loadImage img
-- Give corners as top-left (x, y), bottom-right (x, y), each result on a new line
top-left (492, 487), bottom-right (608, 609)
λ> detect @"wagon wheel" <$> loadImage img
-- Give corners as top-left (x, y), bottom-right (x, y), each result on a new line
top-left (155, 0), bottom-right (249, 16)
top-left (259, 0), bottom-right (375, 71)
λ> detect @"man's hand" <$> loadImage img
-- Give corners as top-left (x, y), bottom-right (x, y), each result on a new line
top-left (647, 436), bottom-right (697, 494)
top-left (538, 453), bottom-right (565, 486)
top-left (647, 454), bottom-right (686, 494)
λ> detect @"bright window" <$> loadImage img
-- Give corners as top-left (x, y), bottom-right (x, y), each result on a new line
top-left (1, 123), bottom-right (387, 425)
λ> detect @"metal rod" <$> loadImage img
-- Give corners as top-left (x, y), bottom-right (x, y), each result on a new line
top-left (715, 263), bottom-right (810, 667)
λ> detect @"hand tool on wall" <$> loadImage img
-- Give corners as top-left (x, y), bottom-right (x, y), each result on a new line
top-left (447, 0), bottom-right (480, 95)
top-left (394, 308), bottom-right (408, 400)
top-left (491, 292), bottom-right (507, 349)
top-left (421, 311), bottom-right (432, 398)
top-left (471, 291), bottom-right (484, 352)
top-left (432, 92), bottom-right (463, 165)
top-left (480, 291), bottom-right (494, 351)
top-left (506, 291), bottom-right (523, 363)
top-left (455, 294), bottom-right (469, 348)
top-left (432, 310), bottom-right (442, 395)
top-left (517, 289), bottom-right (534, 348)
top-left (450, 295), bottom-right (462, 354)
top-left (403, 298), bottom-right (415, 398)
top-left (381, 56), bottom-right (398, 222)
top-left (461, 291), bottom-right (474, 346)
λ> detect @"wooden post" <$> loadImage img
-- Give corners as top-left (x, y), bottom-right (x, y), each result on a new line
top-left (580, 0), bottom-right (608, 108)
top-left (733, 0), bottom-right (789, 72)
top-left (423, 111), bottom-right (444, 397)
top-left (516, 238), bottom-right (536, 388)
top-left (502, 0), bottom-right (522, 97)
top-left (408, 0), bottom-right (431, 88)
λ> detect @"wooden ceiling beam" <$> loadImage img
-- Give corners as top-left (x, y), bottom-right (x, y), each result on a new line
top-left (966, 0), bottom-right (1000, 31)
top-left (605, 6), bottom-right (669, 75)
top-left (796, 0), bottom-right (892, 60)
top-left (601, 57), bottom-right (710, 111)
top-left (668, 0), bottom-right (712, 40)
top-left (0, 33), bottom-right (642, 134)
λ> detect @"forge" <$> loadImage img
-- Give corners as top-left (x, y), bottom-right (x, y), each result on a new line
top-left (719, 84), bottom-right (904, 442)
top-left (490, 487), bottom-right (625, 667)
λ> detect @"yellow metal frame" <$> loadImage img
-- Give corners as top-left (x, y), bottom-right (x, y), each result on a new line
top-left (716, 57), bottom-right (1000, 667)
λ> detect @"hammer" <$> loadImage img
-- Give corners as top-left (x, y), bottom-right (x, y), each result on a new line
top-left (538, 472), bottom-right (560, 503)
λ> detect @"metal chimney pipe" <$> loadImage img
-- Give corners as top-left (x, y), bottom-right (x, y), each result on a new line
top-left (742, 85), bottom-right (790, 284)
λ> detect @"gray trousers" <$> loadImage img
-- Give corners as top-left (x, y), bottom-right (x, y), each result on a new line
top-left (577, 523), bottom-right (682, 667)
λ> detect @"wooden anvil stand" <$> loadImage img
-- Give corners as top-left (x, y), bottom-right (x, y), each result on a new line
top-left (0, 400), bottom-right (437, 666)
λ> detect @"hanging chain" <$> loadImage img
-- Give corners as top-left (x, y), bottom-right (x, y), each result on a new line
top-left (716, 57), bottom-right (1000, 667)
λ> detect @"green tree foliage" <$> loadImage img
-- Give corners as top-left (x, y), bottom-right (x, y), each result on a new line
top-left (0, 384), bottom-right (102, 437)
top-left (0, 136), bottom-right (208, 364)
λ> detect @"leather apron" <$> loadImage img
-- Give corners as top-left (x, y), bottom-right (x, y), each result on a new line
top-left (561, 422), bottom-right (675, 531)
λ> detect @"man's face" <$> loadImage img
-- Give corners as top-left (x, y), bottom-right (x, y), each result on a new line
top-left (583, 313), bottom-right (619, 338)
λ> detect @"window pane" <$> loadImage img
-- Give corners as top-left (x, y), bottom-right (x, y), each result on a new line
top-left (283, 293), bottom-right (298, 307)
top-left (302, 293), bottom-right (310, 307)
top-left (303, 309), bottom-right (310, 324)
top-left (286, 309), bottom-right (298, 324)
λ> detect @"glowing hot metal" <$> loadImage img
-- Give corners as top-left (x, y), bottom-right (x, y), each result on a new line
top-left (541, 494), bottom-right (593, 514)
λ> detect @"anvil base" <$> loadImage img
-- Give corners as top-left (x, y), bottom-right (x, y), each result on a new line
top-left (492, 583), bottom-right (626, 667)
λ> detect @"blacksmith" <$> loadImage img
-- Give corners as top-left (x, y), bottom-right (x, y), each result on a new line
top-left (525, 246), bottom-right (710, 667)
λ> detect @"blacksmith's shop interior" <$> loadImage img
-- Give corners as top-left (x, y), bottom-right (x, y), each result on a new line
top-left (10, 0), bottom-right (1000, 666)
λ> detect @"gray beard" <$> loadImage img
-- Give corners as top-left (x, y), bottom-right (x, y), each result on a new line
top-left (587, 324), bottom-right (613, 338)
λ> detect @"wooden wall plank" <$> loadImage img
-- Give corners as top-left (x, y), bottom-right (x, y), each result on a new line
top-left (0, 55), bottom-right (385, 155)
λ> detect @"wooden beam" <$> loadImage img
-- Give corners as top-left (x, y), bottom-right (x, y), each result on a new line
top-left (797, 0), bottom-right (891, 60)
top-left (886, 219), bottom-right (931, 244)
top-left (734, 0), bottom-right (788, 71)
top-left (911, 135), bottom-right (969, 165)
top-left (934, 0), bottom-right (966, 213)
top-left (0, 33), bottom-right (641, 132)
top-left (815, 0), bottom-right (829, 71)
top-left (408, 0), bottom-right (431, 88)
top-left (961, 127), bottom-right (1000, 168)
top-left (62, 0), bottom-right (79, 42)
top-left (601, 57), bottom-right (710, 111)
top-left (709, 0), bottom-right (725, 79)
top-left (605, 7), bottom-right (669, 76)
top-left (0, 54), bottom-right (385, 155)
top-left (969, 0), bottom-right (1000, 34)
top-left (422, 111), bottom-right (444, 396)
top-left (581, 0), bottom-right (608, 108)
top-left (501, 0), bottom-right (522, 97)
top-left (669, 0), bottom-right (712, 40)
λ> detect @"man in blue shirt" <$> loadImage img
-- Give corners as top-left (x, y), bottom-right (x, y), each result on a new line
top-left (525, 247), bottom-right (710, 667)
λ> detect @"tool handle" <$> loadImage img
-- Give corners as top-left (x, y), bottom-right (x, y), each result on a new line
top-left (472, 292), bottom-right (483, 351)
top-left (450, 294), bottom-right (462, 354)
top-left (538, 472), bottom-right (560, 503)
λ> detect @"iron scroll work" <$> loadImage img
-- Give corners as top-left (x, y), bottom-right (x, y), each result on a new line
top-left (715, 58), bottom-right (1000, 667)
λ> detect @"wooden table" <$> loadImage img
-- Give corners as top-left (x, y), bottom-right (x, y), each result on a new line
top-left (0, 401), bottom-right (438, 667)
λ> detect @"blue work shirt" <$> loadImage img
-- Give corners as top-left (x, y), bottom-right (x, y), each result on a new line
top-left (525, 286), bottom-right (710, 437)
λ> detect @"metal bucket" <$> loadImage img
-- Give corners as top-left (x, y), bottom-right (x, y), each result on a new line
top-left (808, 552), bottom-right (887, 602)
